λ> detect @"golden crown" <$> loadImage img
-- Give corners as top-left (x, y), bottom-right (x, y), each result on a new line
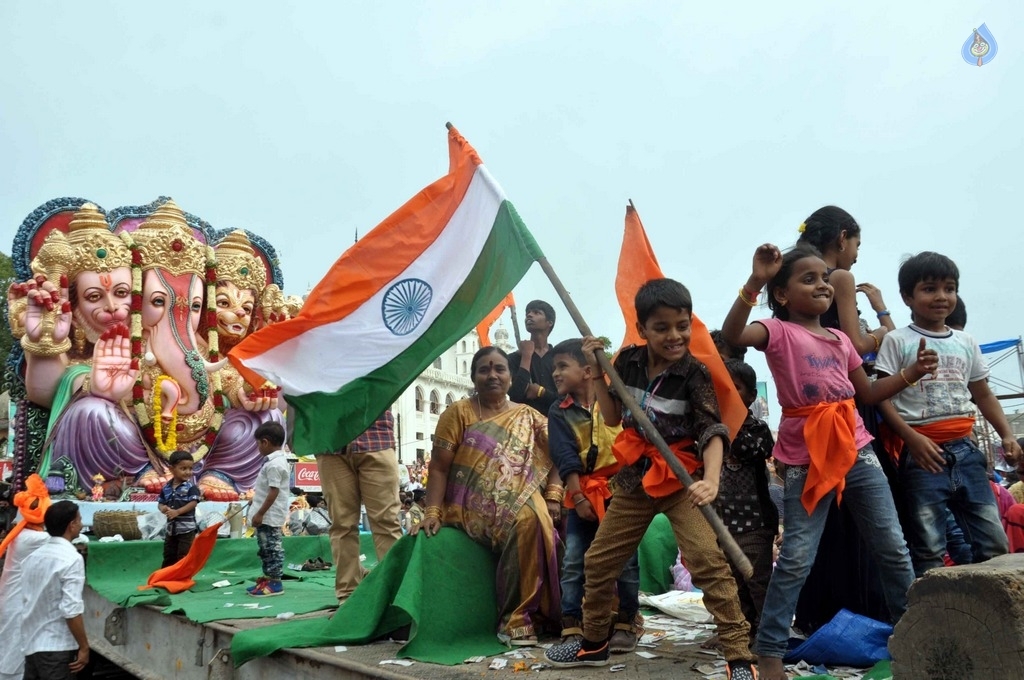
top-left (31, 203), bottom-right (132, 281)
top-left (214, 230), bottom-right (267, 294)
top-left (132, 200), bottom-right (209, 276)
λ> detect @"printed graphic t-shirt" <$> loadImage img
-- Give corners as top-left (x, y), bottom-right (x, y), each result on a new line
top-left (875, 325), bottom-right (989, 426)
top-left (757, 318), bottom-right (872, 465)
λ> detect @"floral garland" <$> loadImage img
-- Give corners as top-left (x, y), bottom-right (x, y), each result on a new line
top-left (122, 233), bottom-right (226, 459)
top-left (151, 375), bottom-right (179, 453)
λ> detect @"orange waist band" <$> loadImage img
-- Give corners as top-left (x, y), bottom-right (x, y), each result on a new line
top-left (782, 399), bottom-right (859, 516)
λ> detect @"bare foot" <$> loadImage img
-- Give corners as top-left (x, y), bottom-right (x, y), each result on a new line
top-left (700, 633), bottom-right (722, 650)
top-left (199, 473), bottom-right (240, 501)
top-left (758, 655), bottom-right (788, 680)
top-left (138, 468), bottom-right (172, 494)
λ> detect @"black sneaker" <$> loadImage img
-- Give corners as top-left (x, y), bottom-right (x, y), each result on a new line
top-left (544, 638), bottom-right (609, 667)
top-left (726, 659), bottom-right (759, 680)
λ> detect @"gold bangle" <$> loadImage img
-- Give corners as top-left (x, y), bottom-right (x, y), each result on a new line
top-left (537, 386), bottom-right (546, 398)
top-left (20, 334), bottom-right (72, 358)
top-left (738, 288), bottom-right (758, 307)
top-left (424, 505), bottom-right (443, 519)
top-left (899, 368), bottom-right (918, 388)
top-left (870, 333), bottom-right (881, 353)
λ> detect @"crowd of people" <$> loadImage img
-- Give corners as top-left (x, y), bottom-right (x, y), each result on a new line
top-left (1, 204), bottom-right (1022, 680)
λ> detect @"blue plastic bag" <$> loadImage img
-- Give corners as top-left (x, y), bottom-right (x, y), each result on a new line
top-left (784, 608), bottom-right (892, 667)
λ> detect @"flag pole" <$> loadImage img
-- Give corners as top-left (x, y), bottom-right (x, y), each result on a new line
top-left (509, 304), bottom-right (523, 345)
top-left (535, 256), bottom-right (753, 579)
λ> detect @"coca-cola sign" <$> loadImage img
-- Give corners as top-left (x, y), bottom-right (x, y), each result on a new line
top-left (293, 462), bottom-right (321, 491)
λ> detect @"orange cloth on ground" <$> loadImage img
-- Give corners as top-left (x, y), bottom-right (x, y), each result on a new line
top-left (0, 474), bottom-right (51, 559)
top-left (612, 428), bottom-right (699, 498)
top-left (140, 522), bottom-right (223, 593)
top-left (782, 400), bottom-right (859, 516)
top-left (563, 463), bottom-right (619, 522)
top-left (878, 417), bottom-right (975, 463)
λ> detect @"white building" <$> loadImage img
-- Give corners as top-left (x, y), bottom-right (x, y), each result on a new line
top-left (390, 324), bottom-right (516, 463)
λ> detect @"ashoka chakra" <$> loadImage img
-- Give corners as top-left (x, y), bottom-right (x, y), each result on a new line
top-left (381, 278), bottom-right (433, 336)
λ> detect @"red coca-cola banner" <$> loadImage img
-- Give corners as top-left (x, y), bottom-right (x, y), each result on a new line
top-left (293, 462), bottom-right (321, 491)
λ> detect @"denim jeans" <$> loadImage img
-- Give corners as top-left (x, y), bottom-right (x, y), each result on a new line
top-left (561, 508), bottom-right (640, 621)
top-left (900, 437), bottom-right (1008, 577)
top-left (256, 525), bottom-right (285, 579)
top-left (755, 447), bottom-right (914, 659)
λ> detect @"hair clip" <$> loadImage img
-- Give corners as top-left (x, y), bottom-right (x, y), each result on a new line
top-left (797, 222), bottom-right (807, 233)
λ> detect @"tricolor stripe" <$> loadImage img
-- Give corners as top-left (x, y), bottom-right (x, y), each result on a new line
top-left (229, 127), bottom-right (542, 454)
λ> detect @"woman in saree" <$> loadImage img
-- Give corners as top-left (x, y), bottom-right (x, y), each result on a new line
top-left (413, 346), bottom-right (562, 646)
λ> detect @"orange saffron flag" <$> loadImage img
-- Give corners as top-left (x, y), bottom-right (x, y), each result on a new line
top-left (615, 203), bottom-right (747, 439)
top-left (139, 522), bottom-right (223, 594)
top-left (476, 292), bottom-right (516, 347)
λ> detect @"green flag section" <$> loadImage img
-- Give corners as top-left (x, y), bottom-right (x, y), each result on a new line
top-left (230, 126), bottom-right (543, 455)
top-left (231, 529), bottom-right (506, 667)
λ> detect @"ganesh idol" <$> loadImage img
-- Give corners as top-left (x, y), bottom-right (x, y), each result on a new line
top-left (43, 200), bottom-right (282, 500)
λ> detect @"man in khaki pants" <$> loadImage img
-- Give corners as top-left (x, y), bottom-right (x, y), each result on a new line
top-left (316, 410), bottom-right (403, 602)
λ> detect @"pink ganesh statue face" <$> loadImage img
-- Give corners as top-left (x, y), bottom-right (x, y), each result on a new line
top-left (140, 268), bottom-right (208, 412)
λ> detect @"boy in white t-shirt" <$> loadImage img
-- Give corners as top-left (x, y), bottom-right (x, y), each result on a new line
top-left (876, 251), bottom-right (1022, 576)
top-left (247, 422), bottom-right (291, 597)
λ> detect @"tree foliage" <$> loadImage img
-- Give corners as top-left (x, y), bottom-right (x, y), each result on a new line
top-left (0, 251), bottom-right (14, 390)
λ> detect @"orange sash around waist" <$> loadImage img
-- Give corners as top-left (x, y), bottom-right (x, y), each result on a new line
top-left (782, 399), bottom-right (858, 516)
top-left (612, 428), bottom-right (699, 498)
top-left (879, 417), bottom-right (975, 463)
top-left (564, 463), bottom-right (619, 522)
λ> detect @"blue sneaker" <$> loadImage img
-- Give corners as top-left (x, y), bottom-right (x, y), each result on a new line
top-left (248, 578), bottom-right (283, 597)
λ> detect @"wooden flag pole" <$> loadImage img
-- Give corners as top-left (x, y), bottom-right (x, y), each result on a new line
top-left (535, 256), bottom-right (753, 579)
top-left (509, 304), bottom-right (523, 345)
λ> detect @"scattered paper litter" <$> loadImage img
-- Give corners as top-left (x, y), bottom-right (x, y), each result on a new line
top-left (287, 563), bottom-right (304, 571)
top-left (504, 650), bottom-right (535, 659)
top-left (275, 612), bottom-right (295, 619)
top-left (211, 580), bottom-right (231, 588)
top-left (609, 664), bottom-right (626, 672)
top-left (223, 603), bottom-right (234, 608)
top-left (635, 650), bottom-right (659, 659)
top-left (529, 663), bottom-right (551, 671)
top-left (334, 646), bottom-right (347, 653)
top-left (692, 659), bottom-right (728, 674)
top-left (463, 656), bottom-right (486, 663)
top-left (379, 659), bottom-right (415, 667)
top-left (488, 658), bottom-right (508, 670)
top-left (217, 570), bottom-right (236, 574)
top-left (638, 591), bottom-right (712, 623)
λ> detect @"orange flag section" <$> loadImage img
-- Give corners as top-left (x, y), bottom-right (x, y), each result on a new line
top-left (476, 292), bottom-right (516, 347)
top-left (614, 204), bottom-right (747, 440)
top-left (139, 522), bottom-right (223, 594)
top-left (616, 205), bottom-right (662, 350)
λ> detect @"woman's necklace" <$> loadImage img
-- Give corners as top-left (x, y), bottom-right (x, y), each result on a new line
top-left (475, 394), bottom-right (509, 420)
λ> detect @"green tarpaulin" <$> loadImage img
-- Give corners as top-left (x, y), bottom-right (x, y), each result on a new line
top-left (86, 535), bottom-right (372, 623)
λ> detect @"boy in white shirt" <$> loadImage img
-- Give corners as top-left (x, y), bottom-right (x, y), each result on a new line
top-left (247, 422), bottom-right (291, 597)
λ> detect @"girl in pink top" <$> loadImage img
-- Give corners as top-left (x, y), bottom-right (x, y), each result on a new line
top-left (721, 243), bottom-right (936, 680)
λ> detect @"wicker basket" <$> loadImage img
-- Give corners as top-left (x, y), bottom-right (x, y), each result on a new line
top-left (91, 510), bottom-right (145, 541)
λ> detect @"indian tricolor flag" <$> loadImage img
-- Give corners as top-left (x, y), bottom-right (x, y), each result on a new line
top-left (229, 126), bottom-right (543, 454)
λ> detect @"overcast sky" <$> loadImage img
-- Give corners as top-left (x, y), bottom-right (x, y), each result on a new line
top-left (2, 1), bottom-right (1021, 427)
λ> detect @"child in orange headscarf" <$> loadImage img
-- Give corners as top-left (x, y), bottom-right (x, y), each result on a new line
top-left (0, 474), bottom-right (52, 680)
